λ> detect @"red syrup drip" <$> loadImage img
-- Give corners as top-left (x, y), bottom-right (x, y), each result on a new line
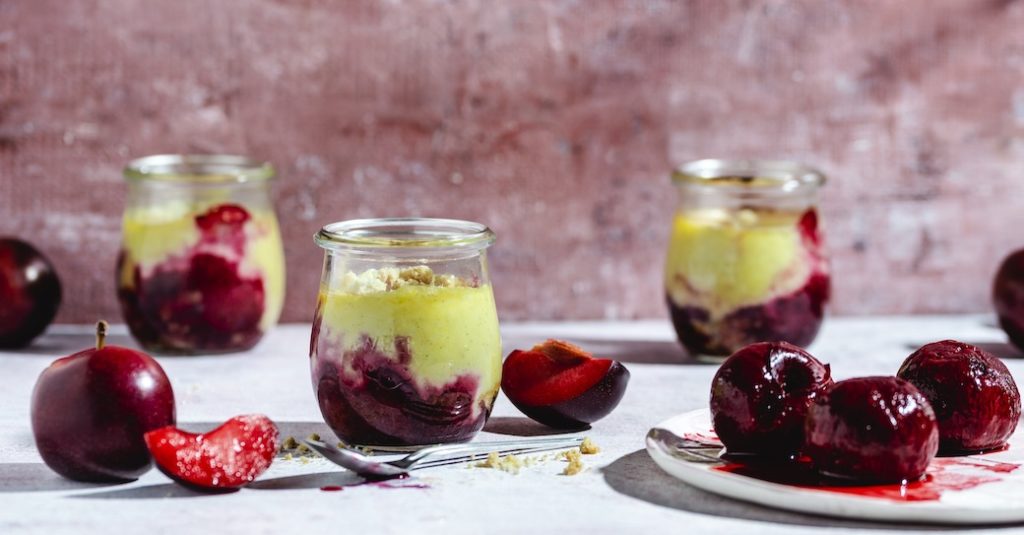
top-left (713, 455), bottom-right (1019, 502)
top-left (320, 485), bottom-right (344, 492)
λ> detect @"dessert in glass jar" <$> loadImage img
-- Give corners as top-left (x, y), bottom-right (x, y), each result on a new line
top-left (116, 155), bottom-right (285, 354)
top-left (311, 218), bottom-right (501, 447)
top-left (664, 159), bottom-right (829, 359)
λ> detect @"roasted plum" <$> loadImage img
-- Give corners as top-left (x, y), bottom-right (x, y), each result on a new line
top-left (501, 340), bottom-right (629, 429)
top-left (898, 340), bottom-right (1020, 453)
top-left (804, 376), bottom-right (939, 483)
top-left (710, 341), bottom-right (832, 456)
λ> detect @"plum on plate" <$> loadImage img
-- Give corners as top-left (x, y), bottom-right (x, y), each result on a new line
top-left (898, 340), bottom-right (1020, 453)
top-left (145, 414), bottom-right (278, 491)
top-left (710, 341), bottom-right (832, 456)
top-left (0, 237), bottom-right (62, 348)
top-left (501, 340), bottom-right (629, 429)
top-left (804, 376), bottom-right (939, 483)
top-left (31, 321), bottom-right (176, 481)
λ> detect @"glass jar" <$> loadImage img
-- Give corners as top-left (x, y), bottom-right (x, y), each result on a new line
top-left (116, 154), bottom-right (285, 354)
top-left (664, 159), bottom-right (829, 358)
top-left (311, 218), bottom-right (501, 447)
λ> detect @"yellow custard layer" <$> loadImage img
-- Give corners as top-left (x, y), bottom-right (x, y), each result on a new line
top-left (317, 268), bottom-right (502, 401)
top-left (119, 201), bottom-right (285, 329)
top-left (664, 208), bottom-right (811, 318)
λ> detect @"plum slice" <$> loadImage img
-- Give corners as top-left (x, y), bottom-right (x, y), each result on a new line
top-left (144, 414), bottom-right (278, 491)
top-left (501, 340), bottom-right (630, 429)
top-left (710, 341), bottom-right (832, 456)
top-left (804, 377), bottom-right (939, 483)
top-left (898, 340), bottom-right (1021, 454)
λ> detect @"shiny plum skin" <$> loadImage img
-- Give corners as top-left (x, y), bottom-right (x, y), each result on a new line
top-left (31, 345), bottom-right (176, 482)
top-left (898, 340), bottom-right (1021, 453)
top-left (710, 341), bottom-right (832, 456)
top-left (994, 249), bottom-right (1024, 352)
top-left (513, 361), bottom-right (630, 429)
top-left (804, 377), bottom-right (939, 483)
top-left (0, 238), bottom-right (62, 348)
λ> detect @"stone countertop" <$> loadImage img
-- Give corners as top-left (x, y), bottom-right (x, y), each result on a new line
top-left (2, 316), bottom-right (1022, 534)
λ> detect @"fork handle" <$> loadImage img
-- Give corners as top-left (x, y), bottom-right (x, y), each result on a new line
top-left (405, 436), bottom-right (584, 464)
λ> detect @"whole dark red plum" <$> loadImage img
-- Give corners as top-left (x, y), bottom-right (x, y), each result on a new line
top-left (804, 376), bottom-right (939, 483)
top-left (995, 249), bottom-right (1024, 352)
top-left (31, 322), bottom-right (176, 482)
top-left (709, 341), bottom-right (832, 456)
top-left (898, 340), bottom-right (1020, 453)
top-left (0, 237), bottom-right (62, 348)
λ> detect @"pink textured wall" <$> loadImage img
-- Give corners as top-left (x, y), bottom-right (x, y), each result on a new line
top-left (1, 0), bottom-right (1024, 323)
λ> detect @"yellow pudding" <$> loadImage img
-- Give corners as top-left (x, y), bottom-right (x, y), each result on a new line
top-left (665, 208), bottom-right (811, 319)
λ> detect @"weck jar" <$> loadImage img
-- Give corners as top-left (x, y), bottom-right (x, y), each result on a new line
top-left (664, 159), bottom-right (829, 359)
top-left (116, 154), bottom-right (285, 354)
top-left (311, 218), bottom-right (502, 447)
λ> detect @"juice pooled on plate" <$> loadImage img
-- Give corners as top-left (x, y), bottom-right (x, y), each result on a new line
top-left (311, 219), bottom-right (501, 447)
top-left (664, 160), bottom-right (829, 358)
top-left (116, 155), bottom-right (285, 354)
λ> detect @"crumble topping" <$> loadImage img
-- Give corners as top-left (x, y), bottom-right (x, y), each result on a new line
top-left (561, 449), bottom-right (584, 476)
top-left (335, 266), bottom-right (470, 294)
top-left (580, 437), bottom-right (600, 455)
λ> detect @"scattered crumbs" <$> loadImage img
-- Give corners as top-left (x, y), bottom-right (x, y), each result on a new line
top-left (474, 452), bottom-right (524, 474)
top-left (283, 453), bottom-right (293, 461)
top-left (562, 449), bottom-right (584, 476)
top-left (281, 436), bottom-right (299, 450)
top-left (299, 456), bottom-right (310, 465)
top-left (580, 437), bottom-right (600, 455)
top-left (297, 443), bottom-right (311, 454)
top-left (307, 433), bottom-right (321, 442)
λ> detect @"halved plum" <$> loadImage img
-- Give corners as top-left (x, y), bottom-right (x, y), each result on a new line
top-left (804, 377), bottom-right (939, 483)
top-left (710, 341), bottom-right (832, 456)
top-left (898, 340), bottom-right (1021, 453)
top-left (144, 414), bottom-right (278, 491)
top-left (501, 340), bottom-right (630, 429)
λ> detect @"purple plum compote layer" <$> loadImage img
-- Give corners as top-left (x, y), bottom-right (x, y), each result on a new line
top-left (116, 203), bottom-right (284, 353)
top-left (311, 266), bottom-right (501, 447)
top-left (665, 207), bottom-right (829, 357)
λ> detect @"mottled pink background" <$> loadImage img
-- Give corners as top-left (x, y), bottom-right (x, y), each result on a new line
top-left (1, 0), bottom-right (1023, 323)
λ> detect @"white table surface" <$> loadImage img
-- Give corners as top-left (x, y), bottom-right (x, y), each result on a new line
top-left (2, 316), bottom-right (1023, 534)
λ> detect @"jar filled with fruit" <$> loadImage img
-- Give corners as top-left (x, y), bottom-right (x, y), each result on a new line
top-left (311, 218), bottom-right (501, 447)
top-left (664, 159), bottom-right (829, 359)
top-left (116, 154), bottom-right (285, 354)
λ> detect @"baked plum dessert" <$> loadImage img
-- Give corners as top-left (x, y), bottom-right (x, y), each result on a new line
top-left (804, 377), bottom-right (939, 483)
top-left (710, 341), bottom-right (832, 456)
top-left (898, 340), bottom-right (1021, 453)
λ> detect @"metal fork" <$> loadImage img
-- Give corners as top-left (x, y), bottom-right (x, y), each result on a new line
top-left (303, 436), bottom-right (584, 478)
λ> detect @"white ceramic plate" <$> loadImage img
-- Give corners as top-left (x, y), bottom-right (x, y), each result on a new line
top-left (646, 409), bottom-right (1024, 525)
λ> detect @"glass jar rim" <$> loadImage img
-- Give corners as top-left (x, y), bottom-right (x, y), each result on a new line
top-left (124, 154), bottom-right (275, 184)
top-left (672, 159), bottom-right (825, 192)
top-left (315, 218), bottom-right (496, 252)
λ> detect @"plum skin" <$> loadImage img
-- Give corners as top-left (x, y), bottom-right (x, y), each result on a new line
top-left (509, 361), bottom-right (630, 429)
top-left (710, 341), bottom-right (832, 456)
top-left (0, 238), bottom-right (62, 348)
top-left (31, 345), bottom-right (176, 482)
top-left (898, 340), bottom-right (1021, 453)
top-left (994, 249), bottom-right (1024, 352)
top-left (804, 376), bottom-right (939, 483)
